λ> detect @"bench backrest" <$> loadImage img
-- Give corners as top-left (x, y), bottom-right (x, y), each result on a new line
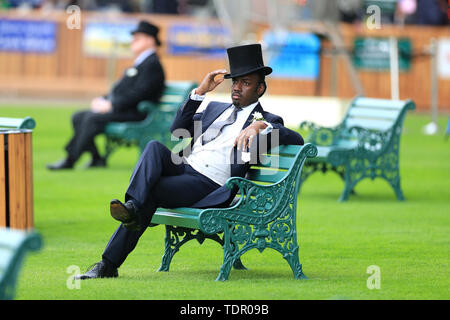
top-left (246, 144), bottom-right (317, 186)
top-left (159, 81), bottom-right (198, 107)
top-left (139, 81), bottom-right (198, 114)
top-left (136, 81), bottom-right (197, 146)
top-left (0, 228), bottom-right (42, 300)
top-left (0, 117), bottom-right (36, 130)
top-left (342, 97), bottom-right (415, 132)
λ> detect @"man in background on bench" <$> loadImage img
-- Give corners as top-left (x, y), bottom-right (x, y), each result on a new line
top-left (74, 44), bottom-right (304, 280)
top-left (47, 20), bottom-right (165, 170)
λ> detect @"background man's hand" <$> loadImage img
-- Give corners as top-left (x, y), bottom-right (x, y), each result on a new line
top-left (195, 69), bottom-right (227, 96)
top-left (90, 97), bottom-right (112, 114)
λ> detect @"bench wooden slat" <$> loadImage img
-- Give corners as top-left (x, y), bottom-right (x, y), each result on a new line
top-left (347, 107), bottom-right (401, 120)
top-left (246, 168), bottom-right (288, 183)
top-left (352, 98), bottom-right (406, 110)
top-left (258, 155), bottom-right (296, 170)
top-left (266, 145), bottom-right (300, 156)
top-left (0, 231), bottom-right (26, 248)
top-left (344, 117), bottom-right (394, 131)
top-left (152, 208), bottom-right (201, 229)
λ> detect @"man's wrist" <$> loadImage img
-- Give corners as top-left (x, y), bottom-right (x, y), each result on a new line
top-left (190, 88), bottom-right (206, 101)
top-left (195, 88), bottom-right (206, 96)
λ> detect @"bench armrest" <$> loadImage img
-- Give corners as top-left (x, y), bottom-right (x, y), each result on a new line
top-left (199, 178), bottom-right (281, 234)
top-left (347, 125), bottom-right (393, 156)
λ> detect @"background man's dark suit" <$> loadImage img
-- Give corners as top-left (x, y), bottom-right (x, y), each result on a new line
top-left (64, 52), bottom-right (165, 165)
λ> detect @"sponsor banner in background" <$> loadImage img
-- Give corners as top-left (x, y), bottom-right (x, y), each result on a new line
top-left (438, 39), bottom-right (450, 79)
top-left (353, 37), bottom-right (412, 71)
top-left (263, 32), bottom-right (321, 79)
top-left (0, 19), bottom-right (57, 53)
top-left (83, 20), bottom-right (137, 58)
top-left (167, 24), bottom-right (228, 56)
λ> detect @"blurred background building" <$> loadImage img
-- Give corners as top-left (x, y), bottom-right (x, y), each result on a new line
top-left (0, 0), bottom-right (449, 118)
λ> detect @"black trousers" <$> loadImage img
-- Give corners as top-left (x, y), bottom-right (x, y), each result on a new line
top-left (65, 110), bottom-right (145, 163)
top-left (102, 140), bottom-right (220, 268)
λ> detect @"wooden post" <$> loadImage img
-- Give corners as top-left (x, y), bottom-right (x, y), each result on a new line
top-left (0, 129), bottom-right (34, 230)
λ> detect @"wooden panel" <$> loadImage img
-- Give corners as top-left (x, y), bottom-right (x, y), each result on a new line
top-left (24, 132), bottom-right (33, 229)
top-left (7, 132), bottom-right (33, 230)
top-left (0, 134), bottom-right (6, 227)
top-left (8, 133), bottom-right (25, 229)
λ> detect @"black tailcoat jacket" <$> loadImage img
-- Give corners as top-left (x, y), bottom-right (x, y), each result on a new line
top-left (108, 52), bottom-right (165, 115)
top-left (169, 97), bottom-right (304, 208)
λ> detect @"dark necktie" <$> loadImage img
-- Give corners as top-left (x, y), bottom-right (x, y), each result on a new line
top-left (202, 106), bottom-right (242, 145)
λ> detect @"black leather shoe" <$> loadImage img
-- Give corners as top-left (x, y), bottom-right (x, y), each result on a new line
top-left (73, 261), bottom-right (118, 280)
top-left (85, 157), bottom-right (106, 169)
top-left (46, 158), bottom-right (74, 170)
top-left (110, 199), bottom-right (140, 231)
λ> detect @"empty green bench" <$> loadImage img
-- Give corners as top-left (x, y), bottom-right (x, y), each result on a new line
top-left (0, 228), bottom-right (43, 300)
top-left (299, 97), bottom-right (415, 201)
top-left (149, 143), bottom-right (318, 281)
top-left (104, 81), bottom-right (197, 159)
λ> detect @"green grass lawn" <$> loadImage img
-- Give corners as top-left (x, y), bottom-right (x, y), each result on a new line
top-left (1, 103), bottom-right (449, 300)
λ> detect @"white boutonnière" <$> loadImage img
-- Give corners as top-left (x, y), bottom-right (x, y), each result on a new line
top-left (251, 112), bottom-right (265, 123)
top-left (126, 67), bottom-right (138, 77)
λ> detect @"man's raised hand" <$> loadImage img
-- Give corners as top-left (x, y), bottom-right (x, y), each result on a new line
top-left (195, 69), bottom-right (227, 96)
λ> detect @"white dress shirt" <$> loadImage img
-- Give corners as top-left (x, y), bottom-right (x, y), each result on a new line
top-left (184, 91), bottom-right (272, 186)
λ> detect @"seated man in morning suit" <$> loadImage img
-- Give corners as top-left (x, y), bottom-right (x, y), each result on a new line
top-left (75, 44), bottom-right (304, 279)
top-left (47, 20), bottom-right (165, 170)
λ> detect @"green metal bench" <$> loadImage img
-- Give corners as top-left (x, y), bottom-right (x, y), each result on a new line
top-left (0, 117), bottom-right (36, 129)
top-left (149, 143), bottom-right (318, 281)
top-left (299, 97), bottom-right (415, 201)
top-left (104, 81), bottom-right (197, 159)
top-left (0, 228), bottom-right (43, 300)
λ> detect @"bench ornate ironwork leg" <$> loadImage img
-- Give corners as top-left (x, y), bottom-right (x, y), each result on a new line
top-left (216, 247), bottom-right (235, 282)
top-left (380, 151), bottom-right (405, 201)
top-left (390, 178), bottom-right (405, 200)
top-left (158, 226), bottom-right (197, 272)
top-left (339, 160), bottom-right (364, 202)
top-left (158, 226), bottom-right (246, 274)
top-left (203, 232), bottom-right (247, 271)
top-left (216, 224), bottom-right (240, 281)
top-left (283, 247), bottom-right (307, 280)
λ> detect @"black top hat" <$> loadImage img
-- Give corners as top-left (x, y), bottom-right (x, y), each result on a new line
top-left (223, 44), bottom-right (272, 79)
top-left (131, 20), bottom-right (161, 46)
